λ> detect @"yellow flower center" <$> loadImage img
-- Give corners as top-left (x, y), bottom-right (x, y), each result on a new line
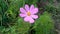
top-left (27, 11), bottom-right (31, 16)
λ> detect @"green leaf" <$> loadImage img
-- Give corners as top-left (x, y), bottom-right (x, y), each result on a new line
top-left (35, 12), bottom-right (54, 34)
top-left (15, 17), bottom-right (31, 34)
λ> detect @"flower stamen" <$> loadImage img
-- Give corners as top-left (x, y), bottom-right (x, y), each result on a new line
top-left (27, 11), bottom-right (31, 16)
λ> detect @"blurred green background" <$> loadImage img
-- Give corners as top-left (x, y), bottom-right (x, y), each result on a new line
top-left (0, 0), bottom-right (60, 34)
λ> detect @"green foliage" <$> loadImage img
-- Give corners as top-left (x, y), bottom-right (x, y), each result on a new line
top-left (0, 0), bottom-right (57, 34)
top-left (35, 12), bottom-right (54, 34)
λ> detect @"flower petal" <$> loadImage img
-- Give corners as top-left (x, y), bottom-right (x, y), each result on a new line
top-left (29, 18), bottom-right (34, 23)
top-left (25, 4), bottom-right (29, 11)
top-left (20, 8), bottom-right (26, 13)
top-left (31, 15), bottom-right (38, 19)
top-left (24, 16), bottom-right (34, 23)
top-left (30, 5), bottom-right (34, 11)
top-left (30, 8), bottom-right (38, 14)
top-left (19, 14), bottom-right (26, 17)
top-left (24, 16), bottom-right (30, 22)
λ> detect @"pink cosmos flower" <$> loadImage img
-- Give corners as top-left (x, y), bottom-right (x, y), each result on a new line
top-left (19, 4), bottom-right (38, 23)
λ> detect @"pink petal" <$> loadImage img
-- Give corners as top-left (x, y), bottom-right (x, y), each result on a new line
top-left (30, 5), bottom-right (34, 11)
top-left (19, 14), bottom-right (26, 17)
top-left (31, 15), bottom-right (38, 19)
top-left (30, 8), bottom-right (38, 14)
top-left (24, 16), bottom-right (30, 22)
top-left (20, 8), bottom-right (26, 13)
top-left (24, 16), bottom-right (34, 23)
top-left (25, 4), bottom-right (29, 11)
top-left (29, 18), bottom-right (34, 23)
